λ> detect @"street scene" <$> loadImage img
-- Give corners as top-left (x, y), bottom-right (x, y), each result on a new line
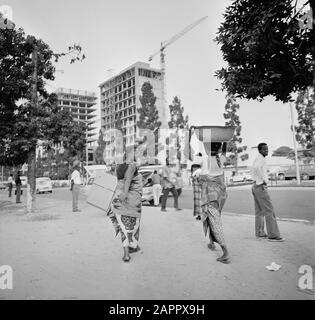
top-left (1, 0), bottom-right (315, 302)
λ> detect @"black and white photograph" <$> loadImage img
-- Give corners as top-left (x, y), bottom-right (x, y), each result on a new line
top-left (0, 0), bottom-right (315, 305)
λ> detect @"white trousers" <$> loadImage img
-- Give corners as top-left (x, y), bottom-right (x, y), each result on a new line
top-left (152, 184), bottom-right (162, 206)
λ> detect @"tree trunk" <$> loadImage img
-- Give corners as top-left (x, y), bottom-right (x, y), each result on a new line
top-left (26, 148), bottom-right (36, 213)
top-left (311, 0), bottom-right (315, 89)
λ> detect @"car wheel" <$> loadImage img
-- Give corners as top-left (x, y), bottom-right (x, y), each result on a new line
top-left (149, 199), bottom-right (155, 206)
top-left (278, 174), bottom-right (285, 180)
top-left (49, 190), bottom-right (53, 193)
top-left (302, 174), bottom-right (309, 181)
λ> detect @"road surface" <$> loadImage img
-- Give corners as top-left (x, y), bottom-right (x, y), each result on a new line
top-left (34, 185), bottom-right (315, 222)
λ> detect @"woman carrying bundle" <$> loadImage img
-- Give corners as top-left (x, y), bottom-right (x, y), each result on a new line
top-left (192, 142), bottom-right (231, 264)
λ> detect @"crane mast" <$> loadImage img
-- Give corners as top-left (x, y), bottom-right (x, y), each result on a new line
top-left (148, 16), bottom-right (208, 127)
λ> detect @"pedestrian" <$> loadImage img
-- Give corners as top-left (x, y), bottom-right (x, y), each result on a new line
top-left (106, 162), bottom-right (143, 262)
top-left (15, 171), bottom-right (22, 203)
top-left (151, 170), bottom-right (162, 206)
top-left (70, 160), bottom-right (82, 212)
top-left (251, 143), bottom-right (285, 242)
top-left (193, 142), bottom-right (231, 264)
top-left (161, 159), bottom-right (182, 212)
top-left (191, 162), bottom-right (202, 220)
top-left (8, 174), bottom-right (13, 198)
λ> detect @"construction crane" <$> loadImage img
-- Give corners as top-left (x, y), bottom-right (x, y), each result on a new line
top-left (148, 16), bottom-right (208, 124)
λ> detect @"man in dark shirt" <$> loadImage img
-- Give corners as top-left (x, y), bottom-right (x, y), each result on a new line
top-left (15, 171), bottom-right (22, 203)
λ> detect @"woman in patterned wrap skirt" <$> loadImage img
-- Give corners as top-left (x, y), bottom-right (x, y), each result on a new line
top-left (192, 142), bottom-right (231, 264)
top-left (107, 162), bottom-right (143, 262)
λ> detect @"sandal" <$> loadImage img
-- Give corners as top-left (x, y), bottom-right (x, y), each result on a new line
top-left (129, 246), bottom-right (141, 253)
top-left (216, 256), bottom-right (231, 264)
top-left (122, 256), bottom-right (131, 262)
top-left (207, 243), bottom-right (216, 251)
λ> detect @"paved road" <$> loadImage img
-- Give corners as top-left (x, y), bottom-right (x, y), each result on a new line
top-left (35, 185), bottom-right (315, 222)
top-left (180, 186), bottom-right (315, 222)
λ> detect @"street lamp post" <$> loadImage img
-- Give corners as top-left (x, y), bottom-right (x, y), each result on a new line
top-left (290, 102), bottom-right (301, 185)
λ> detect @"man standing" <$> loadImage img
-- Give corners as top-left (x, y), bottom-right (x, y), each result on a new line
top-left (15, 171), bottom-right (22, 203)
top-left (151, 170), bottom-right (162, 206)
top-left (161, 160), bottom-right (181, 212)
top-left (251, 143), bottom-right (284, 242)
top-left (8, 174), bottom-right (13, 198)
top-left (71, 160), bottom-right (81, 212)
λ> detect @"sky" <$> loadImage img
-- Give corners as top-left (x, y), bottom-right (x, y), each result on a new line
top-left (2, 0), bottom-right (299, 155)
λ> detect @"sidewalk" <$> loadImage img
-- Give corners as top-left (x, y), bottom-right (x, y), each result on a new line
top-left (0, 192), bottom-right (314, 300)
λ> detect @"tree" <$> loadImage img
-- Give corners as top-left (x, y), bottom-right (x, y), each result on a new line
top-left (223, 95), bottom-right (248, 171)
top-left (272, 146), bottom-right (295, 157)
top-left (94, 129), bottom-right (106, 164)
top-left (167, 96), bottom-right (189, 163)
top-left (0, 19), bottom-right (85, 213)
top-left (137, 82), bottom-right (161, 163)
top-left (295, 88), bottom-right (315, 149)
top-left (168, 96), bottom-right (189, 129)
top-left (215, 0), bottom-right (315, 103)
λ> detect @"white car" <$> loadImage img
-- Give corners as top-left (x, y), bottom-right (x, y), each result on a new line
top-left (230, 171), bottom-right (253, 183)
top-left (36, 177), bottom-right (53, 194)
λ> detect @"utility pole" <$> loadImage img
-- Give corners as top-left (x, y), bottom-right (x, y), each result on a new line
top-left (26, 45), bottom-right (38, 213)
top-left (290, 102), bottom-right (301, 185)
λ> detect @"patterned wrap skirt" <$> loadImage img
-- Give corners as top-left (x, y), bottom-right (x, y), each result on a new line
top-left (106, 173), bottom-right (142, 248)
top-left (192, 176), bottom-right (202, 217)
top-left (197, 174), bottom-right (227, 246)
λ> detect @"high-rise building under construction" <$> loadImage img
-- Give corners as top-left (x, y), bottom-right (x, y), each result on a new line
top-left (99, 62), bottom-right (166, 163)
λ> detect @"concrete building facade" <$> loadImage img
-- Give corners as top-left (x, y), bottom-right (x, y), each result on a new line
top-left (99, 62), bottom-right (166, 163)
top-left (55, 88), bottom-right (98, 146)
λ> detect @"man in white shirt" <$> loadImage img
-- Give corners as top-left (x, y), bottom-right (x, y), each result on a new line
top-left (71, 160), bottom-right (82, 212)
top-left (251, 143), bottom-right (284, 242)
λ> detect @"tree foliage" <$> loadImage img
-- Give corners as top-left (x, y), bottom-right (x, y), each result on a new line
top-left (137, 82), bottom-right (161, 131)
top-left (0, 16), bottom-right (85, 212)
top-left (168, 96), bottom-right (189, 129)
top-left (272, 145), bottom-right (295, 157)
top-left (215, 0), bottom-right (314, 102)
top-left (94, 129), bottom-right (106, 164)
top-left (295, 88), bottom-right (315, 149)
top-left (223, 95), bottom-right (248, 168)
top-left (137, 82), bottom-right (161, 162)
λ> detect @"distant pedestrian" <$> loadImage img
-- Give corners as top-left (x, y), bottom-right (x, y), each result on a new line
top-left (251, 143), bottom-right (285, 242)
top-left (71, 160), bottom-right (82, 212)
top-left (8, 174), bottom-right (13, 198)
top-left (192, 143), bottom-right (231, 264)
top-left (191, 163), bottom-right (201, 220)
top-left (161, 160), bottom-right (181, 212)
top-left (152, 170), bottom-right (162, 206)
top-left (107, 162), bottom-right (143, 263)
top-left (15, 171), bottom-right (22, 203)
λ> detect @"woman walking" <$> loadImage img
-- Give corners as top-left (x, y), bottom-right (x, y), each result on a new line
top-left (192, 142), bottom-right (231, 264)
top-left (106, 162), bottom-right (143, 262)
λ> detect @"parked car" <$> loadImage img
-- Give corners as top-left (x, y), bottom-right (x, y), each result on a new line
top-left (278, 164), bottom-right (315, 180)
top-left (230, 170), bottom-right (253, 183)
top-left (0, 181), bottom-right (7, 190)
top-left (36, 177), bottom-right (53, 194)
top-left (139, 165), bottom-right (182, 206)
